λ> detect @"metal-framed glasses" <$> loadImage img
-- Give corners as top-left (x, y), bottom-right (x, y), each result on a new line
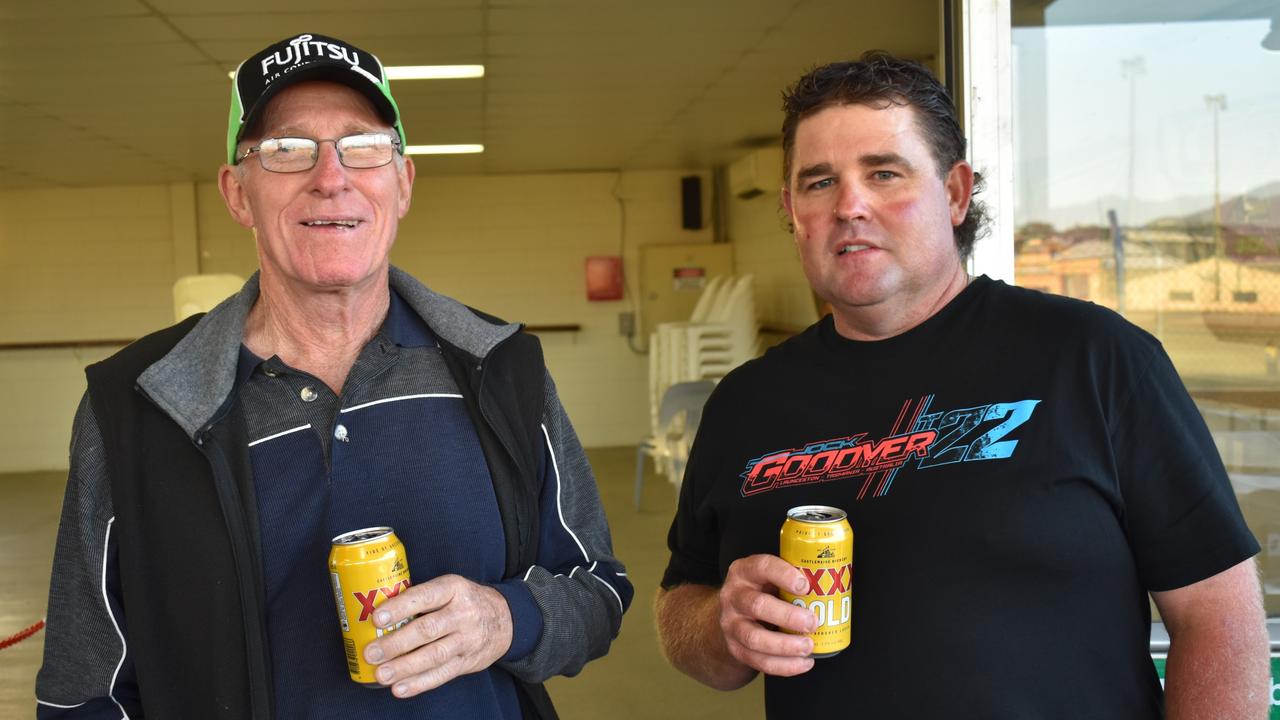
top-left (237, 133), bottom-right (403, 173)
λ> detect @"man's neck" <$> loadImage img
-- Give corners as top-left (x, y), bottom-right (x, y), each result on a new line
top-left (243, 272), bottom-right (391, 394)
top-left (830, 267), bottom-right (971, 342)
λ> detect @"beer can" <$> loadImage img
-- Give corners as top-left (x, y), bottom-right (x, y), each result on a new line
top-left (329, 526), bottom-right (412, 685)
top-left (779, 505), bottom-right (853, 658)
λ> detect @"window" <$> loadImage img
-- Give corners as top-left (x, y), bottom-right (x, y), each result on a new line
top-left (1012, 1), bottom-right (1280, 617)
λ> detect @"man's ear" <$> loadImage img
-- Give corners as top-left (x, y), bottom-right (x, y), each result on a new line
top-left (945, 160), bottom-right (975, 228)
top-left (218, 164), bottom-right (255, 229)
top-left (397, 155), bottom-right (415, 218)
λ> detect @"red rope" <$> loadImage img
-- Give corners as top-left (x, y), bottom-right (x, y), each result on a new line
top-left (0, 619), bottom-right (45, 650)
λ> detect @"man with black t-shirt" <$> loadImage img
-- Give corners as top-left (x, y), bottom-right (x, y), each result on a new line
top-left (655, 52), bottom-right (1269, 718)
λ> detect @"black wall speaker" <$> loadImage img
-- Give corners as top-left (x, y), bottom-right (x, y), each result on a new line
top-left (681, 175), bottom-right (702, 230)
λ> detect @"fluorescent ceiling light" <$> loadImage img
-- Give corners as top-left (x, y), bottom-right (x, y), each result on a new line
top-left (405, 144), bottom-right (484, 155)
top-left (387, 65), bottom-right (484, 80)
top-left (227, 65), bottom-right (485, 80)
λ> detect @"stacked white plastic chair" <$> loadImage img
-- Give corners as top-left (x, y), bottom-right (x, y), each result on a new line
top-left (654, 275), bottom-right (760, 391)
top-left (677, 275), bottom-right (759, 382)
top-left (637, 275), bottom-right (761, 507)
top-left (647, 275), bottom-right (724, 437)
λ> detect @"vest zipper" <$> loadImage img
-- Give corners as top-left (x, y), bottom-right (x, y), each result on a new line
top-left (196, 426), bottom-right (274, 719)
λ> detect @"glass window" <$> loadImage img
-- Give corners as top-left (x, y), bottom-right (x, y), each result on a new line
top-left (1012, 2), bottom-right (1280, 616)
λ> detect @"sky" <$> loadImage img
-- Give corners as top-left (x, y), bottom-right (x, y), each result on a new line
top-left (1012, 18), bottom-right (1280, 227)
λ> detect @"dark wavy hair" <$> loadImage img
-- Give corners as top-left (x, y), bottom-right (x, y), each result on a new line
top-left (781, 51), bottom-right (989, 260)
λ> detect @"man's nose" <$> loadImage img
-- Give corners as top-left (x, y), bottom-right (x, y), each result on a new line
top-left (309, 141), bottom-right (349, 194)
top-left (833, 182), bottom-right (869, 222)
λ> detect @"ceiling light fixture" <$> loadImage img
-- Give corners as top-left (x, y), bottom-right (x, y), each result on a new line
top-left (405, 144), bottom-right (484, 155)
top-left (387, 65), bottom-right (484, 80)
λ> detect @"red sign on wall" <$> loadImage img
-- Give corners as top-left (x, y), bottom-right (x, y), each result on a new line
top-left (585, 256), bottom-right (624, 301)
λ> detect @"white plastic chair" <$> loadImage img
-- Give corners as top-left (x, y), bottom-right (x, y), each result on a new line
top-left (635, 380), bottom-right (716, 509)
top-left (641, 276), bottom-right (762, 506)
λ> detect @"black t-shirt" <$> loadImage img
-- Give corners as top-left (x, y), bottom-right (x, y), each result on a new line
top-left (662, 276), bottom-right (1259, 719)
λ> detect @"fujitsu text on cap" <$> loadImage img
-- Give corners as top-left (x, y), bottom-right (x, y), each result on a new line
top-left (226, 33), bottom-right (405, 164)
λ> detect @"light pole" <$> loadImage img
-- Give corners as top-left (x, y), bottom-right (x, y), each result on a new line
top-left (1205, 93), bottom-right (1227, 301)
top-left (1121, 57), bottom-right (1145, 227)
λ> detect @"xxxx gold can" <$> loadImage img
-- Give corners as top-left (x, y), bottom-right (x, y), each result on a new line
top-left (779, 505), bottom-right (853, 658)
top-left (329, 526), bottom-right (412, 685)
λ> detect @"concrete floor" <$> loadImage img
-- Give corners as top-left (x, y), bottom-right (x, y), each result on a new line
top-left (0, 447), bottom-right (764, 718)
top-left (0, 470), bottom-right (62, 714)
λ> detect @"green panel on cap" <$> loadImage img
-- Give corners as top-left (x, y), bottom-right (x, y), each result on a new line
top-left (226, 70), bottom-right (245, 165)
top-left (378, 77), bottom-right (407, 149)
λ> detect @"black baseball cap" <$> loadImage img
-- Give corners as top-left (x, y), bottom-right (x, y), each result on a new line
top-left (226, 33), bottom-right (405, 163)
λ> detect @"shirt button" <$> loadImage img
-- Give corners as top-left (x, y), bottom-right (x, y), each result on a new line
top-left (334, 424), bottom-right (349, 442)
top-left (300, 386), bottom-right (318, 402)
top-left (263, 367), bottom-right (279, 378)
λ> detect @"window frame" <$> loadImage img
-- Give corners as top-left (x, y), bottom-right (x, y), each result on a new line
top-left (957, 0), bottom-right (1017, 283)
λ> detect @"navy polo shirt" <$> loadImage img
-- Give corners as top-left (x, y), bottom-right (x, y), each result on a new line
top-left (236, 291), bottom-right (540, 719)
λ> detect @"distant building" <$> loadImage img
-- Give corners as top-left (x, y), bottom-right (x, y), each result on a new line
top-left (1014, 235), bottom-right (1182, 306)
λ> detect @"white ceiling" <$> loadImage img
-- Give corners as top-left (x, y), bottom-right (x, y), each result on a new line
top-left (0, 0), bottom-right (941, 189)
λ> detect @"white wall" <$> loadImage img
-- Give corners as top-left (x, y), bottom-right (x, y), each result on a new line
top-left (393, 171), bottom-right (713, 448)
top-left (0, 186), bottom-right (178, 342)
top-left (0, 186), bottom-right (179, 472)
top-left (0, 169), bottom-right (711, 472)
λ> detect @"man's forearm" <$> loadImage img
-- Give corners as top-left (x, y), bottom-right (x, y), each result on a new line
top-left (1157, 559), bottom-right (1271, 720)
top-left (654, 584), bottom-right (757, 691)
top-left (1163, 617), bottom-right (1270, 719)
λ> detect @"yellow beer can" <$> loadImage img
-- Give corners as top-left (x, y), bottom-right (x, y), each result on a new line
top-left (329, 526), bottom-right (412, 685)
top-left (779, 505), bottom-right (853, 658)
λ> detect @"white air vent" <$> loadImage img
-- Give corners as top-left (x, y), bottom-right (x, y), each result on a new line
top-left (727, 147), bottom-right (784, 200)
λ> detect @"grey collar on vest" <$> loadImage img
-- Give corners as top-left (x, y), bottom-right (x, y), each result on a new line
top-left (137, 266), bottom-right (520, 439)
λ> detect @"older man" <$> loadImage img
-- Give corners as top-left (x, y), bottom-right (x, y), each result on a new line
top-left (36, 33), bottom-right (631, 719)
top-left (655, 52), bottom-right (1268, 718)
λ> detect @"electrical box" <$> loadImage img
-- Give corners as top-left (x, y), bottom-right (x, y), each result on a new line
top-left (639, 243), bottom-right (734, 343)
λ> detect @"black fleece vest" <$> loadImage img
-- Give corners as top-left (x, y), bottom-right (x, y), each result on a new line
top-left (87, 313), bottom-right (557, 719)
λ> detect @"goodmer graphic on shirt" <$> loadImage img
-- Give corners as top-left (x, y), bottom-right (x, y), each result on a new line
top-left (740, 395), bottom-right (1041, 499)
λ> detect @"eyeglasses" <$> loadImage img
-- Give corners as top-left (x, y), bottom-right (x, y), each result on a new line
top-left (237, 133), bottom-right (403, 173)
